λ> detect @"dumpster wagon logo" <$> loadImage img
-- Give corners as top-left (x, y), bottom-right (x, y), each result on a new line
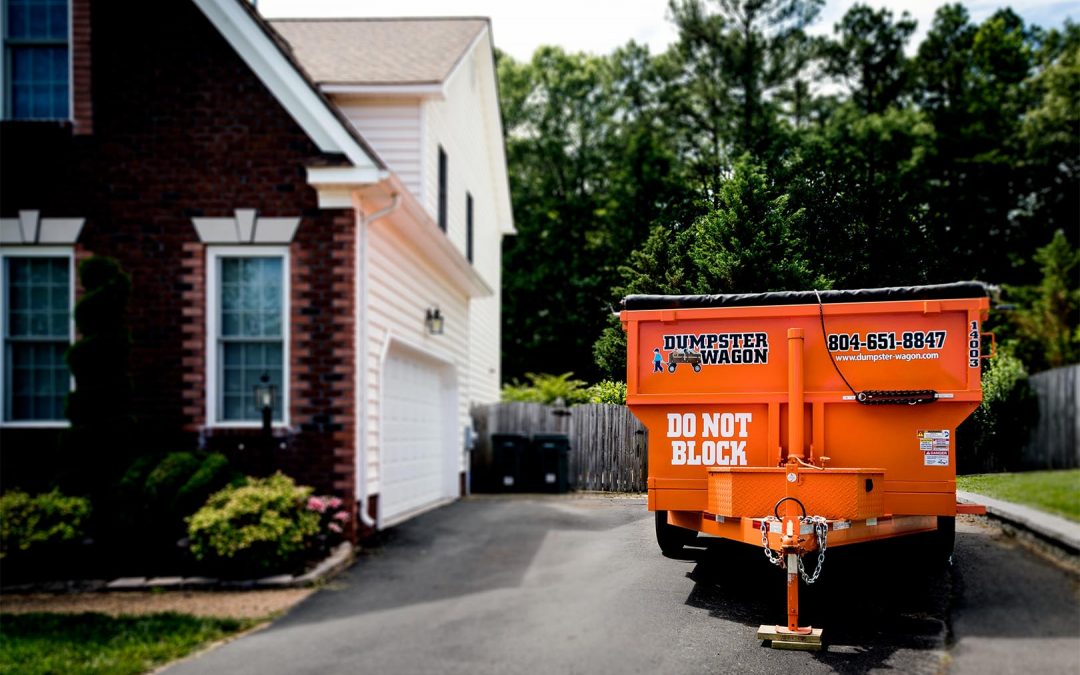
top-left (654, 332), bottom-right (769, 373)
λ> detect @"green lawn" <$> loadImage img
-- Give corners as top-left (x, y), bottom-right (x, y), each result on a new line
top-left (0, 612), bottom-right (257, 675)
top-left (958, 470), bottom-right (1080, 522)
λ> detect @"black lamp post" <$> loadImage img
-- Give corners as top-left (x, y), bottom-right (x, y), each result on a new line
top-left (254, 373), bottom-right (276, 437)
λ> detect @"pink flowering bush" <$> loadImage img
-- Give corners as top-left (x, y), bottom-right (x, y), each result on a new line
top-left (306, 494), bottom-right (350, 552)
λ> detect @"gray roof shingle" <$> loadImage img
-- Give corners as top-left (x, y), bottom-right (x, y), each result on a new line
top-left (269, 18), bottom-right (488, 85)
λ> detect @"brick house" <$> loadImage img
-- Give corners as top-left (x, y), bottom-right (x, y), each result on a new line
top-left (0, 0), bottom-right (513, 535)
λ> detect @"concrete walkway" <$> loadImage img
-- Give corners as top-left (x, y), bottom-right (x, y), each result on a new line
top-left (957, 490), bottom-right (1080, 555)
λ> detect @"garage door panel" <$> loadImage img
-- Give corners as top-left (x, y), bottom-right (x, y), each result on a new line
top-left (380, 345), bottom-right (457, 525)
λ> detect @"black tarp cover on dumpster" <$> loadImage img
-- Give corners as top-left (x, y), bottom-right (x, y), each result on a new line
top-left (622, 281), bottom-right (992, 311)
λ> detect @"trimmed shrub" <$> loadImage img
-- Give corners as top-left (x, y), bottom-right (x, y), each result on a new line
top-left (175, 453), bottom-right (237, 519)
top-left (144, 452), bottom-right (203, 506)
top-left (111, 451), bottom-right (240, 543)
top-left (587, 380), bottom-right (627, 405)
top-left (0, 489), bottom-right (91, 559)
top-left (187, 473), bottom-right (321, 576)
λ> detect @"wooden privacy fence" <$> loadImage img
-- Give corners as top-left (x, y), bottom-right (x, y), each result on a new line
top-left (1022, 364), bottom-right (1079, 469)
top-left (470, 402), bottom-right (648, 492)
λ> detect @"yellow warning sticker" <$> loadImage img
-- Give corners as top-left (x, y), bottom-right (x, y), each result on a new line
top-left (917, 430), bottom-right (950, 466)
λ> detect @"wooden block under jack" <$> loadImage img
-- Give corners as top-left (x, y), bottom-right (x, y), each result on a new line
top-left (757, 625), bottom-right (824, 651)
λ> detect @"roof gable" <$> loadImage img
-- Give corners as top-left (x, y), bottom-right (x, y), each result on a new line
top-left (269, 18), bottom-right (488, 85)
top-left (192, 0), bottom-right (385, 174)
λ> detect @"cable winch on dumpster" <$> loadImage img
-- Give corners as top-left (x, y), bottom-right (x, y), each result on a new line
top-left (621, 282), bottom-right (993, 650)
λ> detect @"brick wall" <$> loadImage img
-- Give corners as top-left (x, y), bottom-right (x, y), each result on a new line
top-left (72, 0), bottom-right (92, 135)
top-left (0, 0), bottom-right (357, 533)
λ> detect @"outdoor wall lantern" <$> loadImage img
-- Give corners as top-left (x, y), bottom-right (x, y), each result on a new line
top-left (254, 373), bottom-right (276, 436)
top-left (425, 307), bottom-right (445, 335)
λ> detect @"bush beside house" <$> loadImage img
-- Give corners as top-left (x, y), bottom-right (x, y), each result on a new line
top-left (187, 473), bottom-right (347, 578)
top-left (0, 489), bottom-right (91, 560)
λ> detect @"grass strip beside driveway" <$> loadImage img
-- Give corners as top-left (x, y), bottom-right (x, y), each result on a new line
top-left (0, 612), bottom-right (257, 675)
top-left (958, 469), bottom-right (1080, 522)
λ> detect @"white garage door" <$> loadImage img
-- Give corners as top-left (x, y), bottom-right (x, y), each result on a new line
top-left (380, 344), bottom-right (458, 526)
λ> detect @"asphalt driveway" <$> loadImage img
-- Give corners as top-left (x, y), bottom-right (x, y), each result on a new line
top-left (164, 495), bottom-right (1079, 675)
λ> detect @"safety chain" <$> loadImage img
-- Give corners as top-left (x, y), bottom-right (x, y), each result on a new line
top-left (760, 518), bottom-right (785, 568)
top-left (797, 516), bottom-right (829, 584)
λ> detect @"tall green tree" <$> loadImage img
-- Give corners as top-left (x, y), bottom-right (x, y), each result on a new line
top-left (1015, 22), bottom-right (1080, 243)
top-left (915, 7), bottom-right (1043, 282)
top-left (1002, 231), bottom-right (1080, 371)
top-left (661, 0), bottom-right (823, 204)
top-left (498, 4), bottom-right (1077, 385)
top-left (786, 105), bottom-right (936, 287)
top-left (823, 4), bottom-right (917, 114)
top-left (593, 157), bottom-right (828, 378)
top-left (499, 46), bottom-right (692, 382)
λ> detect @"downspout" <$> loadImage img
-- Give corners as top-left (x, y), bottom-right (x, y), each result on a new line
top-left (354, 192), bottom-right (401, 529)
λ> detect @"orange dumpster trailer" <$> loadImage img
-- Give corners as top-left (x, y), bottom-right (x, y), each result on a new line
top-left (622, 282), bottom-right (992, 648)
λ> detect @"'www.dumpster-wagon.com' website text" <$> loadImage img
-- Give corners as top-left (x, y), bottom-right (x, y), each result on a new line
top-left (833, 352), bottom-right (941, 362)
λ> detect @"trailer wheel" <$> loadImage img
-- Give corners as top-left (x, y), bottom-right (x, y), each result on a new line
top-left (667, 363), bottom-right (677, 373)
top-left (655, 510), bottom-right (696, 555)
top-left (692, 363), bottom-right (701, 373)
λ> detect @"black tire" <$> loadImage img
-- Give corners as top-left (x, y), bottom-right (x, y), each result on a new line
top-left (692, 363), bottom-right (701, 373)
top-left (655, 510), bottom-right (697, 555)
top-left (668, 363), bottom-right (677, 373)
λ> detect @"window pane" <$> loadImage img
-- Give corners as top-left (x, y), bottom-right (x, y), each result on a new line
top-left (28, 3), bottom-right (46, 37)
top-left (8, 1), bottom-right (28, 39)
top-left (242, 313), bottom-right (260, 337)
top-left (9, 46), bottom-right (69, 120)
top-left (48, 0), bottom-right (67, 39)
top-left (219, 341), bottom-right (284, 422)
top-left (6, 0), bottom-right (66, 39)
top-left (5, 341), bottom-right (68, 421)
top-left (218, 257), bottom-right (282, 339)
top-left (221, 259), bottom-right (239, 284)
top-left (6, 258), bottom-right (69, 338)
top-left (221, 311), bottom-right (239, 336)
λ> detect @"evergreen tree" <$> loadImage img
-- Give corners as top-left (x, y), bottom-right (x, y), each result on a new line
top-left (60, 257), bottom-right (135, 494)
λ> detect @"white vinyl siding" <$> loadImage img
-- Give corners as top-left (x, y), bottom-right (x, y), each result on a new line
top-left (334, 98), bottom-right (423, 197)
top-left (421, 36), bottom-right (503, 403)
top-left (0, 247), bottom-right (73, 425)
top-left (363, 222), bottom-right (471, 495)
top-left (335, 28), bottom-right (511, 508)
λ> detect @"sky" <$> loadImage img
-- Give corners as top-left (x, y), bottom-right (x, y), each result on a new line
top-left (257, 0), bottom-right (1077, 61)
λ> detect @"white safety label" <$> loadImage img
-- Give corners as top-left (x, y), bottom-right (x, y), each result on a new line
top-left (918, 430), bottom-right (950, 466)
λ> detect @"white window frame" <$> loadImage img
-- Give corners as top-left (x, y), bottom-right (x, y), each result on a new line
top-left (205, 245), bottom-right (291, 429)
top-left (1, 0), bottom-right (74, 122)
top-left (0, 245), bottom-right (75, 428)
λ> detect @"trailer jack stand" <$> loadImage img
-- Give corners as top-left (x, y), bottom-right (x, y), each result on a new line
top-left (757, 552), bottom-right (824, 650)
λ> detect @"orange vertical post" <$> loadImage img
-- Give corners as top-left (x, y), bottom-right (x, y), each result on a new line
top-left (785, 327), bottom-right (806, 633)
top-left (787, 328), bottom-right (805, 461)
